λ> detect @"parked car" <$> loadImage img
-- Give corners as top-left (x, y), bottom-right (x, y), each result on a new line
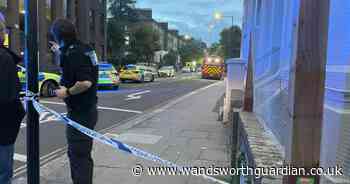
top-left (17, 65), bottom-right (61, 97)
top-left (120, 64), bottom-right (155, 82)
top-left (181, 67), bottom-right (192, 73)
top-left (158, 66), bottom-right (176, 77)
top-left (148, 66), bottom-right (159, 79)
top-left (98, 63), bottom-right (120, 89)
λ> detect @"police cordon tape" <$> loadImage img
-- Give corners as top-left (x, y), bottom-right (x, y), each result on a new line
top-left (28, 97), bottom-right (229, 184)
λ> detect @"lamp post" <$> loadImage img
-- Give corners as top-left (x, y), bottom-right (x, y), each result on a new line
top-left (24, 0), bottom-right (40, 183)
top-left (214, 12), bottom-right (235, 27)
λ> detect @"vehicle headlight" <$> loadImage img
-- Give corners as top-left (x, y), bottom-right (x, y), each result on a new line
top-left (215, 58), bottom-right (221, 63)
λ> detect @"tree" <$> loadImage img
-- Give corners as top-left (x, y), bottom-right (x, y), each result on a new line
top-left (109, 0), bottom-right (137, 22)
top-left (129, 25), bottom-right (161, 65)
top-left (107, 19), bottom-right (126, 64)
top-left (208, 42), bottom-right (224, 57)
top-left (178, 39), bottom-right (205, 66)
top-left (219, 26), bottom-right (242, 59)
top-left (162, 50), bottom-right (178, 66)
top-left (107, 0), bottom-right (137, 64)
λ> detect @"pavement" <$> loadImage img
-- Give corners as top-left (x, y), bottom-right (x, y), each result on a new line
top-left (13, 77), bottom-right (230, 184)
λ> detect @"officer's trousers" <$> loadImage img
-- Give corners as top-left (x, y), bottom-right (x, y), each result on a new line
top-left (66, 106), bottom-right (98, 184)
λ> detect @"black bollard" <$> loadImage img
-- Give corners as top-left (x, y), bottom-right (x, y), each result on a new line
top-left (24, 0), bottom-right (40, 183)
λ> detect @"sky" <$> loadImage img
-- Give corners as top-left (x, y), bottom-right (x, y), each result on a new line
top-left (136, 0), bottom-right (243, 45)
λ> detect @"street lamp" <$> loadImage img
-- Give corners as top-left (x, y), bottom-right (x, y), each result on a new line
top-left (213, 11), bottom-right (235, 31)
top-left (214, 12), bottom-right (223, 20)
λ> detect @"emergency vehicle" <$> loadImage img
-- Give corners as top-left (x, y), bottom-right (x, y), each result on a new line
top-left (17, 65), bottom-right (61, 97)
top-left (201, 56), bottom-right (225, 80)
top-left (119, 64), bottom-right (155, 82)
top-left (184, 62), bottom-right (197, 72)
top-left (98, 63), bottom-right (120, 89)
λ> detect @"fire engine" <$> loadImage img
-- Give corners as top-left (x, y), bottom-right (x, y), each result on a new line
top-left (201, 56), bottom-right (225, 80)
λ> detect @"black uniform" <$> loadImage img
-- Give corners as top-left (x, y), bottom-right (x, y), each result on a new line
top-left (0, 46), bottom-right (25, 146)
top-left (60, 40), bottom-right (98, 184)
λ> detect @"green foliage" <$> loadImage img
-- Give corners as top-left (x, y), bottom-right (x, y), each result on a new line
top-left (107, 19), bottom-right (125, 59)
top-left (208, 42), bottom-right (224, 57)
top-left (109, 0), bottom-right (137, 23)
top-left (129, 25), bottom-right (161, 65)
top-left (219, 26), bottom-right (242, 59)
top-left (162, 50), bottom-right (178, 66)
top-left (124, 53), bottom-right (138, 65)
top-left (178, 39), bottom-right (205, 65)
top-left (107, 0), bottom-right (137, 64)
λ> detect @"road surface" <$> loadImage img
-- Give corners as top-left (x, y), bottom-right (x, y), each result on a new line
top-left (13, 73), bottom-right (218, 177)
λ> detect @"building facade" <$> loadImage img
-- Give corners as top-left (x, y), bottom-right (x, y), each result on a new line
top-left (241, 0), bottom-right (350, 183)
top-left (159, 22), bottom-right (169, 51)
top-left (1, 0), bottom-right (107, 71)
top-left (133, 8), bottom-right (184, 64)
top-left (167, 29), bottom-right (179, 52)
top-left (134, 8), bottom-right (167, 52)
top-left (177, 35), bottom-right (187, 50)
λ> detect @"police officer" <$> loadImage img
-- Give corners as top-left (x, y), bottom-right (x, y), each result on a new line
top-left (50, 19), bottom-right (98, 184)
top-left (0, 17), bottom-right (25, 184)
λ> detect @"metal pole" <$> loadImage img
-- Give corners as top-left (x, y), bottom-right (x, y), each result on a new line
top-left (103, 0), bottom-right (108, 60)
top-left (24, 0), bottom-right (40, 183)
top-left (231, 16), bottom-right (234, 58)
top-left (231, 16), bottom-right (234, 28)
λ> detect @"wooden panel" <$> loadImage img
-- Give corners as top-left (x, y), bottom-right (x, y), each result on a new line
top-left (285, 0), bottom-right (330, 183)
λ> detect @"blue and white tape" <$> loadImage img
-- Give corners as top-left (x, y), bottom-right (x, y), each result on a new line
top-left (30, 99), bottom-right (229, 184)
